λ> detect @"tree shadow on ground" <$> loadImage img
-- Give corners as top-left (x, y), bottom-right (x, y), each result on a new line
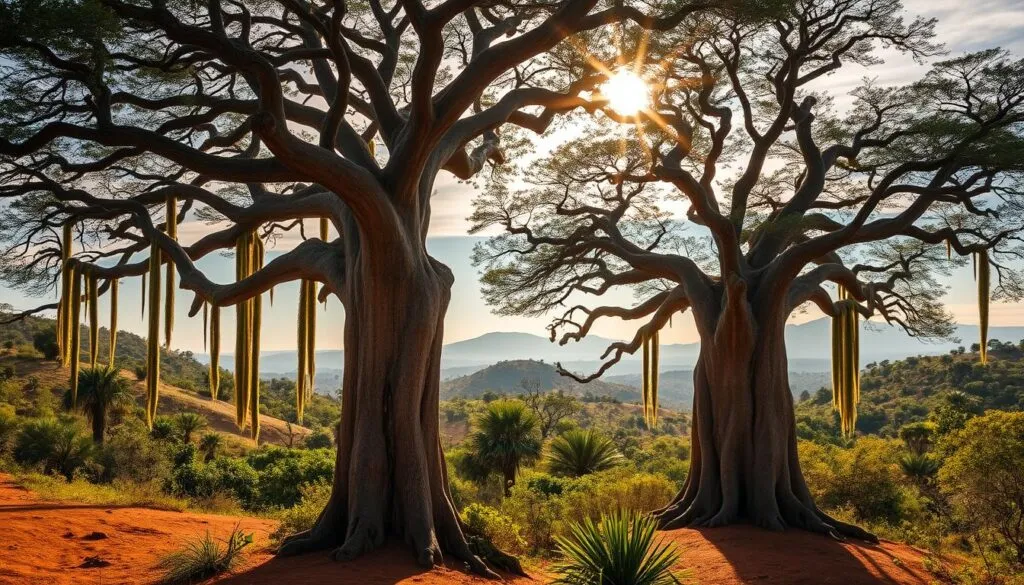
top-left (667, 524), bottom-right (935, 585)
top-left (218, 541), bottom-right (533, 585)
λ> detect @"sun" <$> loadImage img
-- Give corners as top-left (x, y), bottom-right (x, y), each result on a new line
top-left (600, 69), bottom-right (650, 116)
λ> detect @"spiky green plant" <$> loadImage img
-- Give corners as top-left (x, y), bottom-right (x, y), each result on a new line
top-left (469, 399), bottom-right (541, 496)
top-left (158, 525), bottom-right (252, 585)
top-left (174, 412), bottom-right (208, 443)
top-left (547, 429), bottom-right (624, 477)
top-left (552, 511), bottom-right (683, 585)
top-left (198, 432), bottom-right (223, 463)
top-left (900, 453), bottom-right (940, 483)
top-left (14, 418), bottom-right (94, 481)
top-left (68, 366), bottom-right (133, 444)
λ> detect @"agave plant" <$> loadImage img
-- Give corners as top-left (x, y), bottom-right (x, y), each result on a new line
top-left (553, 511), bottom-right (682, 585)
top-left (547, 429), bottom-right (624, 477)
top-left (900, 453), bottom-right (940, 483)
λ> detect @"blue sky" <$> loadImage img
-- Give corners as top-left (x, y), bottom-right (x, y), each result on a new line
top-left (2, 0), bottom-right (1023, 353)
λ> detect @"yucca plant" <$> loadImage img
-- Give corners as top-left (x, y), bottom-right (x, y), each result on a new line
top-left (66, 366), bottom-right (134, 444)
top-left (198, 432), bottom-right (223, 463)
top-left (158, 524), bottom-right (253, 584)
top-left (469, 399), bottom-right (541, 496)
top-left (174, 412), bottom-right (208, 443)
top-left (553, 511), bottom-right (683, 585)
top-left (900, 453), bottom-right (940, 484)
top-left (547, 429), bottom-right (624, 477)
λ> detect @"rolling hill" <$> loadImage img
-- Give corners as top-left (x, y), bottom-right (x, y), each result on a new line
top-left (440, 359), bottom-right (639, 402)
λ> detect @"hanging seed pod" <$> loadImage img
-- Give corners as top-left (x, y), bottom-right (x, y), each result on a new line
top-left (234, 233), bottom-right (250, 429)
top-left (249, 234), bottom-right (264, 442)
top-left (164, 195), bottom-right (177, 348)
top-left (58, 223), bottom-right (73, 366)
top-left (650, 329), bottom-right (660, 426)
top-left (209, 305), bottom-right (221, 400)
top-left (88, 273), bottom-right (99, 366)
top-left (108, 278), bottom-right (118, 366)
top-left (978, 250), bottom-right (990, 365)
top-left (831, 286), bottom-right (861, 436)
top-left (140, 271), bottom-right (147, 320)
top-left (69, 265), bottom-right (82, 406)
top-left (146, 244), bottom-right (162, 428)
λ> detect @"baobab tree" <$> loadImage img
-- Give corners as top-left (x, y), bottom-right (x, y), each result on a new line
top-left (472, 0), bottom-right (1024, 538)
top-left (0, 0), bottom-right (712, 572)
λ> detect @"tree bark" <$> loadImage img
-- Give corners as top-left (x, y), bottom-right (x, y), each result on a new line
top-left (655, 278), bottom-right (875, 541)
top-left (279, 230), bottom-right (494, 575)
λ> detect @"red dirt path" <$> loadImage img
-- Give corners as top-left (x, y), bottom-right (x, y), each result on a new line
top-left (0, 473), bottom-right (950, 585)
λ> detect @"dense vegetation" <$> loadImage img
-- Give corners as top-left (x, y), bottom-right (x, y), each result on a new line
top-left (2, 324), bottom-right (1024, 583)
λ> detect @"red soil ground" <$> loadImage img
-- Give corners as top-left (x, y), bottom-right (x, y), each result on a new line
top-left (0, 473), bottom-right (950, 585)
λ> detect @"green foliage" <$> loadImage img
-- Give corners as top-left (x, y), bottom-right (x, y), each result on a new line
top-left (173, 412), bottom-right (207, 443)
top-left (302, 427), bottom-right (333, 449)
top-left (552, 511), bottom-right (682, 585)
top-left (66, 366), bottom-right (133, 443)
top-left (469, 399), bottom-right (542, 494)
top-left (0, 406), bottom-right (18, 456)
top-left (271, 480), bottom-right (332, 543)
top-left (198, 432), bottom-right (223, 463)
top-left (158, 526), bottom-right (252, 585)
top-left (14, 417), bottom-right (94, 480)
top-left (461, 502), bottom-right (527, 555)
top-left (939, 411), bottom-right (1024, 568)
top-left (150, 415), bottom-right (178, 441)
top-left (547, 429), bottom-right (624, 477)
top-left (800, 438), bottom-right (921, 525)
top-left (97, 420), bottom-right (170, 484)
top-left (32, 328), bottom-right (59, 360)
top-left (246, 445), bottom-right (334, 509)
top-left (898, 453), bottom-right (939, 483)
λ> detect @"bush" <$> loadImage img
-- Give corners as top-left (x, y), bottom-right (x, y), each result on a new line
top-left (799, 438), bottom-right (919, 525)
top-left (461, 503), bottom-right (527, 555)
top-left (939, 411), bottom-right (1024, 569)
top-left (168, 456), bottom-right (259, 509)
top-left (151, 415), bottom-right (178, 441)
top-left (98, 421), bottom-right (171, 484)
top-left (14, 417), bottom-right (94, 480)
top-left (552, 511), bottom-right (682, 585)
top-left (32, 328), bottom-right (60, 360)
top-left (546, 429), bottom-right (623, 477)
top-left (303, 428), bottom-right (333, 449)
top-left (271, 481), bottom-right (332, 543)
top-left (247, 446), bottom-right (334, 509)
top-left (0, 408), bottom-right (18, 456)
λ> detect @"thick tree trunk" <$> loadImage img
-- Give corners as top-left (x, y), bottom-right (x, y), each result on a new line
top-left (655, 278), bottom-right (875, 541)
top-left (279, 236), bottom-right (494, 575)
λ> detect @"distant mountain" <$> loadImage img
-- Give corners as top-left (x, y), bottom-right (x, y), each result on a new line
top-left (194, 319), bottom-right (1024, 379)
top-left (606, 370), bottom-right (832, 408)
top-left (440, 359), bottom-right (639, 402)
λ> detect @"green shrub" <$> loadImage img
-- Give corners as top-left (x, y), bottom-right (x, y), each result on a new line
top-left (303, 428), bottom-right (333, 449)
top-left (552, 511), bottom-right (682, 585)
top-left (98, 421), bottom-right (171, 484)
top-left (14, 417), bottom-right (94, 480)
top-left (461, 502), bottom-right (527, 555)
top-left (32, 328), bottom-right (60, 360)
top-left (247, 446), bottom-right (334, 508)
top-left (0, 408), bottom-right (18, 456)
top-left (151, 415), bottom-right (178, 441)
top-left (271, 480), bottom-right (332, 543)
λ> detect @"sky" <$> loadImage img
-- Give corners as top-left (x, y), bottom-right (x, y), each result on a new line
top-left (2, 0), bottom-right (1024, 354)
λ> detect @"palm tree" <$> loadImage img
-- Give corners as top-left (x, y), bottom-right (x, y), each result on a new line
top-left (547, 429), bottom-right (624, 477)
top-left (174, 412), bottom-right (208, 443)
top-left (67, 366), bottom-right (133, 444)
top-left (469, 400), bottom-right (541, 496)
top-left (900, 453), bottom-right (940, 487)
top-left (198, 432), bottom-right (223, 462)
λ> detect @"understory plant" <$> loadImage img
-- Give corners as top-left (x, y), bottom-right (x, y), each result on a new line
top-left (552, 510), bottom-right (683, 585)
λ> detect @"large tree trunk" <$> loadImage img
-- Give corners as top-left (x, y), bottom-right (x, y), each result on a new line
top-left (279, 231), bottom-right (493, 574)
top-left (655, 278), bottom-right (875, 541)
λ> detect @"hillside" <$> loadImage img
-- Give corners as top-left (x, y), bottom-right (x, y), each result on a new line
top-left (795, 340), bottom-right (1024, 438)
top-left (0, 311), bottom-right (208, 392)
top-left (606, 369), bottom-right (831, 409)
top-left (0, 355), bottom-right (310, 447)
top-left (440, 359), bottom-right (639, 402)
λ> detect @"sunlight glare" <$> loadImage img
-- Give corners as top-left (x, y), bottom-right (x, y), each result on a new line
top-left (601, 69), bottom-right (650, 116)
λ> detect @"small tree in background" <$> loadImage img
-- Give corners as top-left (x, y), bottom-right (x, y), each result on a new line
top-left (67, 366), bottom-right (133, 444)
top-left (469, 400), bottom-right (542, 496)
top-left (520, 378), bottom-right (581, 439)
top-left (174, 412), bottom-right (208, 444)
top-left (939, 411), bottom-right (1024, 569)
